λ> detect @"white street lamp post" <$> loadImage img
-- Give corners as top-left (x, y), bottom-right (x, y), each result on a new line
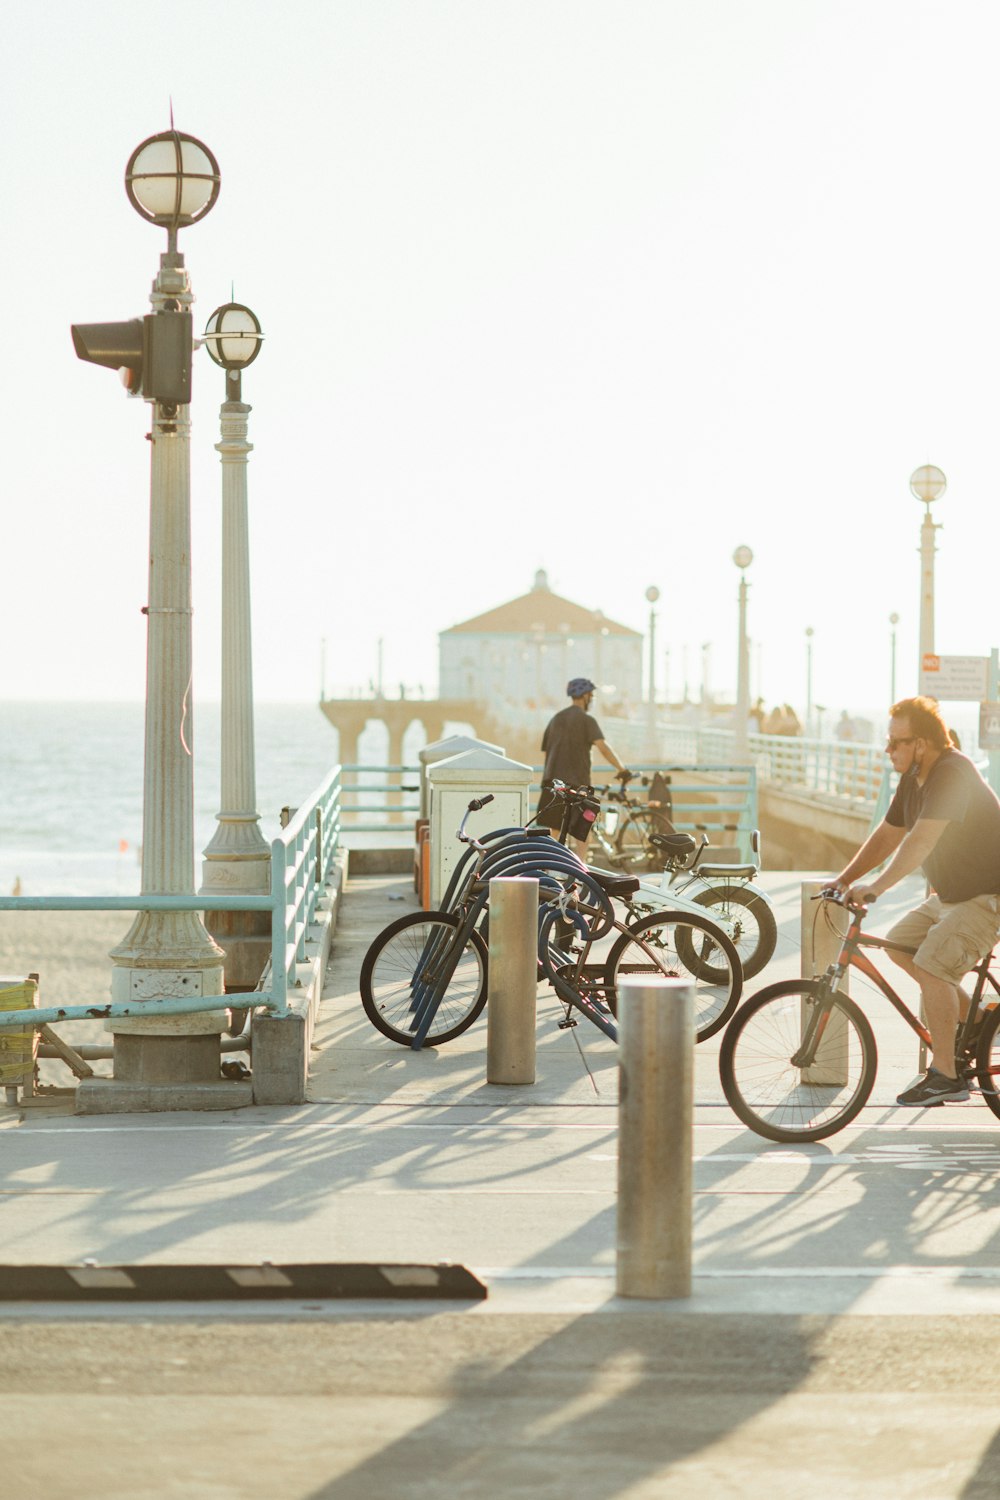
top-left (108, 129), bottom-right (227, 1090)
top-left (889, 611), bottom-right (900, 703)
top-left (199, 302), bottom-right (270, 988)
top-left (805, 626), bottom-right (815, 735)
top-left (645, 586), bottom-right (660, 757)
top-left (910, 464), bottom-right (946, 676)
top-left (733, 547), bottom-right (753, 758)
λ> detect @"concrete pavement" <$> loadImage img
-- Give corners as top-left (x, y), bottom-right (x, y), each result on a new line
top-left (3, 862), bottom-right (1000, 1497)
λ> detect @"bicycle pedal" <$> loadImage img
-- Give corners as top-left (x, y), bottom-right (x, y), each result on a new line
top-left (557, 1016), bottom-right (579, 1030)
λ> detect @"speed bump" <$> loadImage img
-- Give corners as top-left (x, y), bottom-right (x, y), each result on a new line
top-left (0, 1262), bottom-right (487, 1301)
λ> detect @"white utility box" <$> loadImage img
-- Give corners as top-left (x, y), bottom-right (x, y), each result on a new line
top-left (427, 748), bottom-right (534, 907)
top-left (418, 733), bottom-right (504, 819)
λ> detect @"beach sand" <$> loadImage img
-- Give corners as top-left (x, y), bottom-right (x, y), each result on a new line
top-left (0, 912), bottom-right (127, 1087)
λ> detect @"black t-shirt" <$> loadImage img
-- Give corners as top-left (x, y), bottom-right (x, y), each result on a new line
top-left (885, 749), bottom-right (1000, 903)
top-left (540, 705), bottom-right (603, 788)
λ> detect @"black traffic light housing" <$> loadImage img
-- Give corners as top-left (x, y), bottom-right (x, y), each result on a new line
top-left (71, 310), bottom-right (193, 405)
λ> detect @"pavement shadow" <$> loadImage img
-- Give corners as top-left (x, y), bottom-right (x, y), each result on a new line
top-left (695, 1122), bottom-right (1000, 1277)
top-left (299, 1307), bottom-right (819, 1500)
top-left (962, 1427), bottom-right (1000, 1498)
top-left (0, 1107), bottom-right (617, 1267)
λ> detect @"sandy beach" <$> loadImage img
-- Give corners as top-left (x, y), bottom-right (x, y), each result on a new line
top-left (0, 912), bottom-right (127, 1088)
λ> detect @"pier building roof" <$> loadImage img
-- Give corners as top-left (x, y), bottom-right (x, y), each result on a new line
top-left (443, 569), bottom-right (640, 638)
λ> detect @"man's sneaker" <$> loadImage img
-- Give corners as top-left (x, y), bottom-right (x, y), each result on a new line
top-left (896, 1068), bottom-right (970, 1106)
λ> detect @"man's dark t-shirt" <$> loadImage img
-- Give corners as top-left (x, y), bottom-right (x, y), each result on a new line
top-left (535, 705), bottom-right (603, 827)
top-left (885, 749), bottom-right (1000, 903)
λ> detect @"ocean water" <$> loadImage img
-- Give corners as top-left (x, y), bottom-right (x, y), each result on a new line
top-left (0, 702), bottom-right (351, 896)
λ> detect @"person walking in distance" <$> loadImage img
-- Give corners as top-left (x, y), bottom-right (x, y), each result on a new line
top-left (535, 678), bottom-right (630, 857)
top-left (833, 696), bottom-right (1000, 1105)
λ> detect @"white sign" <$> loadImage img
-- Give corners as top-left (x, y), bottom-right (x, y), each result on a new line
top-left (918, 653), bottom-right (989, 701)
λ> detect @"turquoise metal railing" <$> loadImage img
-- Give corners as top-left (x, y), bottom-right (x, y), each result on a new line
top-left (0, 767), bottom-right (342, 1032)
top-left (649, 725), bottom-right (885, 804)
top-left (338, 764), bottom-right (420, 831)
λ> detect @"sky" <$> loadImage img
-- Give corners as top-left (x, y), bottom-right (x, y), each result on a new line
top-left (3, 0), bottom-right (998, 721)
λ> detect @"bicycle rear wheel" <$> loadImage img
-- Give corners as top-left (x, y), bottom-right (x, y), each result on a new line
top-left (974, 1004), bottom-right (1000, 1121)
top-left (613, 812), bottom-right (663, 871)
top-left (719, 980), bottom-right (877, 1142)
top-left (680, 885), bottom-right (778, 982)
top-left (604, 910), bottom-right (743, 1042)
top-left (360, 911), bottom-right (488, 1046)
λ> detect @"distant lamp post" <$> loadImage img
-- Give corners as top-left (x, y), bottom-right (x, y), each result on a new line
top-left (909, 464), bottom-right (946, 677)
top-left (84, 127), bottom-right (227, 1100)
top-left (889, 612), bottom-right (900, 702)
top-left (200, 300), bottom-right (271, 988)
top-left (645, 586), bottom-right (660, 757)
top-left (805, 626), bottom-right (815, 735)
top-left (733, 547), bottom-right (753, 758)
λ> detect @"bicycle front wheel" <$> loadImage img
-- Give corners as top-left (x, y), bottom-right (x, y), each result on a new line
top-left (681, 885), bottom-right (778, 982)
top-left (360, 911), bottom-right (488, 1047)
top-left (604, 910), bottom-right (743, 1042)
top-left (719, 980), bottom-right (877, 1142)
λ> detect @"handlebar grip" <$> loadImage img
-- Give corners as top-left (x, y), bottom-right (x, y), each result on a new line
top-left (467, 793), bottom-right (495, 812)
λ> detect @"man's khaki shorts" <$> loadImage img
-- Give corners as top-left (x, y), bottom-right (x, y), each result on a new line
top-left (886, 893), bottom-right (1000, 984)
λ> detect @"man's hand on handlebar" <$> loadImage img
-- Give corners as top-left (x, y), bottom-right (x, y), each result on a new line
top-left (816, 881), bottom-right (878, 907)
top-left (615, 768), bottom-right (633, 784)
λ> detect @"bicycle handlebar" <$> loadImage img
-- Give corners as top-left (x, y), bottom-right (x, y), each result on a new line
top-left (455, 793), bottom-right (496, 848)
top-left (814, 887), bottom-right (876, 911)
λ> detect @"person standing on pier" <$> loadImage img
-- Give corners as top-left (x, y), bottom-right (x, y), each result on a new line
top-left (535, 678), bottom-right (630, 856)
top-left (833, 695), bottom-right (1000, 1106)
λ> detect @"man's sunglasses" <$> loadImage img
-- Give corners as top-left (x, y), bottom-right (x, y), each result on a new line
top-left (885, 736), bottom-right (917, 752)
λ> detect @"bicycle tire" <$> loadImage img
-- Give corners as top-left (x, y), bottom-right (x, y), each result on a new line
top-left (612, 811), bottom-right (663, 871)
top-left (360, 910), bottom-right (488, 1047)
top-left (974, 1003), bottom-right (1000, 1121)
top-left (719, 980), bottom-right (877, 1142)
top-left (677, 885), bottom-right (778, 983)
top-left (604, 910), bottom-right (743, 1043)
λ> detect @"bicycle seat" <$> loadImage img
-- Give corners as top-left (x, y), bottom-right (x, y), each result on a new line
top-left (698, 863), bottom-right (758, 880)
top-left (649, 832), bottom-right (697, 856)
top-left (586, 867), bottom-right (641, 897)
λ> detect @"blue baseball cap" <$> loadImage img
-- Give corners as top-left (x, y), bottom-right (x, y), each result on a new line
top-left (567, 678), bottom-right (596, 698)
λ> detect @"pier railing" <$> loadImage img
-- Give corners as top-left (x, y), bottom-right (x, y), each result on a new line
top-left (0, 768), bottom-right (342, 1032)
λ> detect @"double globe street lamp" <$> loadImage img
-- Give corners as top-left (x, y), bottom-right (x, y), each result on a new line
top-left (72, 128), bottom-right (229, 1104)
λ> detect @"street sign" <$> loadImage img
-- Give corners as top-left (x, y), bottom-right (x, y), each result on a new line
top-left (980, 702), bottom-right (1000, 751)
top-left (919, 654), bottom-right (989, 701)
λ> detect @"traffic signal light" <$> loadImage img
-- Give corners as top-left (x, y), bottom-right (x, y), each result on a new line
top-left (71, 311), bottom-right (193, 404)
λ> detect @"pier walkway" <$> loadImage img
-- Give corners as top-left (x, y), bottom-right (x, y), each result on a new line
top-left (3, 867), bottom-right (1000, 1496)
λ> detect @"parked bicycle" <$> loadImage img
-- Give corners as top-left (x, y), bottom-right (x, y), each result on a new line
top-left (359, 788), bottom-right (743, 1048)
top-left (718, 889), bottom-right (1000, 1142)
top-left (587, 771), bottom-right (777, 980)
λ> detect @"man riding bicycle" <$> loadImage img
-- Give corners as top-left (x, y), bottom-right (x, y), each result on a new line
top-left (833, 695), bottom-right (1000, 1106)
top-left (535, 677), bottom-right (630, 857)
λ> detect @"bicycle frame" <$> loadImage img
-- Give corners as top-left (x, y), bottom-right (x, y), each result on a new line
top-left (807, 899), bottom-right (1000, 1058)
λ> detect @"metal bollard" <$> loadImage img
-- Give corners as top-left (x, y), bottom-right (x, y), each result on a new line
top-left (800, 880), bottom-right (849, 1085)
top-left (616, 975), bottom-right (694, 1300)
top-left (486, 877), bottom-right (539, 1085)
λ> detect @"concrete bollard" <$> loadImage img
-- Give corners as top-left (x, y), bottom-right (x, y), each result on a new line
top-left (486, 877), bottom-right (539, 1085)
top-left (800, 879), bottom-right (849, 1085)
top-left (616, 976), bottom-right (694, 1300)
